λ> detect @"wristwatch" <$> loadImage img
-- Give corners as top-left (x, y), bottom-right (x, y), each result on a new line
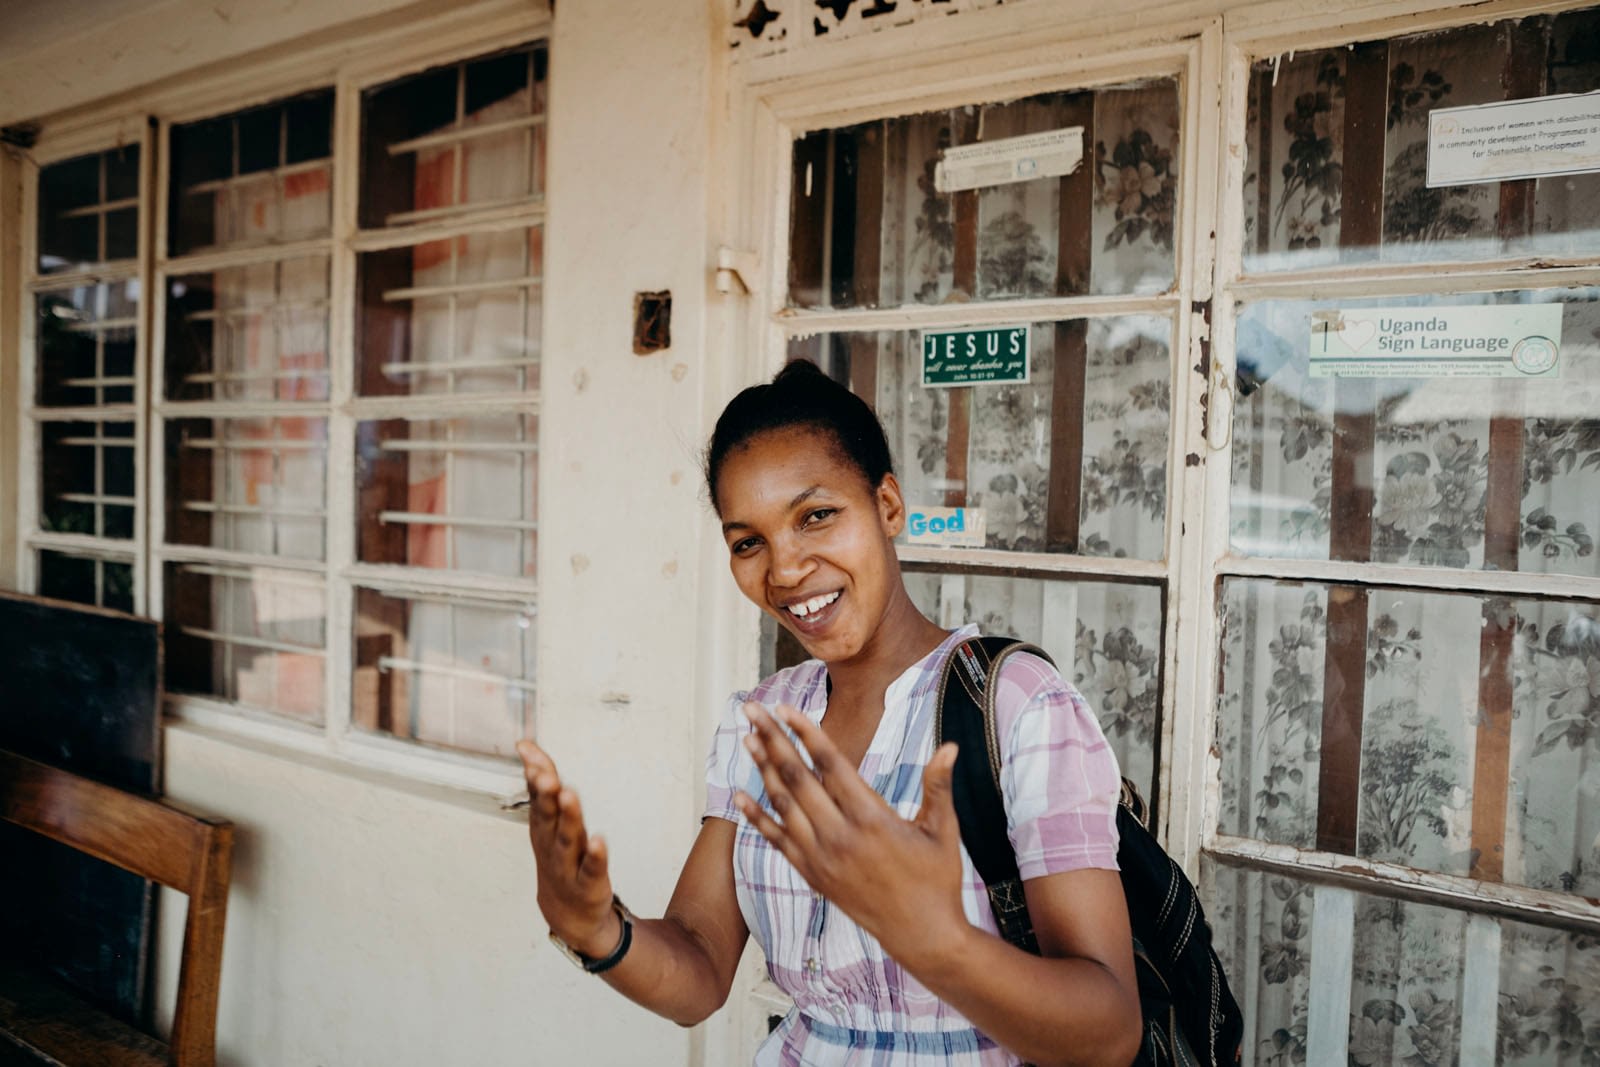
top-left (548, 895), bottom-right (635, 974)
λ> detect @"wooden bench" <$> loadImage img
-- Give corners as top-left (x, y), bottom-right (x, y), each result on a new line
top-left (0, 748), bottom-right (233, 1067)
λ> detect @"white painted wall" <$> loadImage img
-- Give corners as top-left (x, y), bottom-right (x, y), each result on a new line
top-left (115, 1), bottom-right (755, 1065)
top-left (0, 0), bottom-right (502, 127)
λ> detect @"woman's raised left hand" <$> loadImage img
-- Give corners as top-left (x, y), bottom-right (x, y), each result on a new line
top-left (732, 702), bottom-right (969, 965)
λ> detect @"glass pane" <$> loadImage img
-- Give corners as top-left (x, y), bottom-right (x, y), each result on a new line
top-left (37, 146), bottom-right (140, 273)
top-left (1498, 916), bottom-right (1600, 1065)
top-left (165, 562), bottom-right (324, 721)
top-left (793, 314), bottom-right (1172, 560)
top-left (1218, 577), bottom-right (1600, 899)
top-left (168, 90), bottom-right (334, 256)
top-left (37, 549), bottom-right (95, 606)
top-left (788, 78), bottom-right (1179, 308)
top-left (360, 43), bottom-right (547, 229)
top-left (39, 420), bottom-right (136, 539)
top-left (352, 588), bottom-right (535, 758)
top-left (36, 282), bottom-right (139, 408)
top-left (356, 414), bottom-right (538, 578)
top-left (165, 417), bottom-right (328, 561)
top-left (1208, 863), bottom-right (1600, 1066)
top-left (37, 551), bottom-right (133, 613)
top-left (1242, 10), bottom-right (1600, 273)
top-left (1230, 288), bottom-right (1600, 577)
top-left (165, 256), bottom-right (330, 402)
top-left (903, 570), bottom-right (1162, 804)
top-left (356, 228), bottom-right (541, 397)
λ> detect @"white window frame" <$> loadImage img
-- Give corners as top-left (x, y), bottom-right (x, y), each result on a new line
top-left (722, 13), bottom-right (1227, 1059)
top-left (1194, 0), bottom-right (1600, 1061)
top-left (732, 10), bottom-right (1226, 860)
top-left (13, 4), bottom-right (553, 801)
top-left (1200, 0), bottom-right (1600, 928)
top-left (728, 0), bottom-right (1600, 1059)
top-left (18, 116), bottom-right (155, 614)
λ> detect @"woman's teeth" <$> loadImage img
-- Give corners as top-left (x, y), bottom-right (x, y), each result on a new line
top-left (787, 592), bottom-right (840, 618)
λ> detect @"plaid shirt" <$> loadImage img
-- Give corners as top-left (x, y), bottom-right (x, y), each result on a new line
top-left (704, 625), bottom-right (1121, 1066)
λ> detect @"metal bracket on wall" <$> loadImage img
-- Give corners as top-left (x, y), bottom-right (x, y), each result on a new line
top-left (715, 246), bottom-right (759, 295)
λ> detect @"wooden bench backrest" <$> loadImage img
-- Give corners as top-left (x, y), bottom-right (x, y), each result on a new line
top-left (0, 748), bottom-right (234, 1067)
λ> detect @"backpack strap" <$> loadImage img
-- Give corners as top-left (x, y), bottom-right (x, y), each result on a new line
top-left (935, 635), bottom-right (1054, 954)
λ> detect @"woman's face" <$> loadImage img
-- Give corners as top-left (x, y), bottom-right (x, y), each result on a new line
top-left (716, 427), bottom-right (907, 665)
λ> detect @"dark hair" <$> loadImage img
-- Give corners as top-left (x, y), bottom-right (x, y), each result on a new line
top-left (705, 359), bottom-right (894, 513)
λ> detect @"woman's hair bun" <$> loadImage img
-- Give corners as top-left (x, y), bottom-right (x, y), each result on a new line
top-left (704, 358), bottom-right (894, 511)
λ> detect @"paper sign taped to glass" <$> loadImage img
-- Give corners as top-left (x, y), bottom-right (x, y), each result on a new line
top-left (1427, 93), bottom-right (1600, 187)
top-left (1308, 304), bottom-right (1563, 379)
top-left (934, 128), bottom-right (1084, 193)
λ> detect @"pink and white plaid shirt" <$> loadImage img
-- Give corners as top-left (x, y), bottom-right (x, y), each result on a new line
top-left (704, 625), bottom-right (1122, 1066)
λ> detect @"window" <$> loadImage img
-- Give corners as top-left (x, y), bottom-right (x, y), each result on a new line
top-left (1208, 9), bottom-right (1600, 1065)
top-left (159, 89), bottom-right (335, 725)
top-left (24, 141), bottom-right (147, 613)
top-left (760, 5), bottom-right (1600, 1061)
top-left (19, 32), bottom-right (548, 779)
top-left (779, 74), bottom-right (1196, 811)
top-left (348, 43), bottom-right (545, 757)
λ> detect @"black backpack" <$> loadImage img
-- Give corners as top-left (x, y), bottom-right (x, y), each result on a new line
top-left (936, 636), bottom-right (1244, 1067)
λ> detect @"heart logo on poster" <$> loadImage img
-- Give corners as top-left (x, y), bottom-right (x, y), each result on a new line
top-left (1336, 317), bottom-right (1378, 352)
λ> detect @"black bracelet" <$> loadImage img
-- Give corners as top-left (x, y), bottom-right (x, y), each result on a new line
top-left (549, 895), bottom-right (635, 974)
top-left (583, 897), bottom-right (635, 975)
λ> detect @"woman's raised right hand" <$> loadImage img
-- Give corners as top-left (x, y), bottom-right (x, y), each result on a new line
top-left (517, 740), bottom-right (620, 957)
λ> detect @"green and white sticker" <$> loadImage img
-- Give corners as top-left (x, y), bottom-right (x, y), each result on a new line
top-left (1308, 305), bottom-right (1563, 379)
top-left (921, 325), bottom-right (1030, 387)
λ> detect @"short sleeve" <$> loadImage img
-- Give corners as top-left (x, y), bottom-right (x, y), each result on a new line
top-left (992, 652), bottom-right (1121, 880)
top-left (703, 691), bottom-right (752, 824)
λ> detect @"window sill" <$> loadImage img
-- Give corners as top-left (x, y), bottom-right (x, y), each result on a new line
top-left (163, 696), bottom-right (529, 819)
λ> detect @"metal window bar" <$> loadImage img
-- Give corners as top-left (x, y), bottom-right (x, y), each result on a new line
top-left (453, 61), bottom-right (467, 235)
top-left (443, 249), bottom-right (462, 563)
top-left (57, 492), bottom-right (136, 507)
top-left (525, 48), bottom-right (538, 199)
top-left (183, 436), bottom-right (324, 451)
top-left (182, 157), bottom-right (330, 196)
top-left (386, 113), bottom-right (546, 157)
top-left (183, 501), bottom-right (326, 519)
top-left (274, 108), bottom-right (289, 277)
top-left (350, 576), bottom-right (536, 611)
top-left (378, 355), bottom-right (540, 376)
top-left (61, 316), bottom-right (139, 334)
top-left (383, 194), bottom-right (542, 228)
top-left (519, 273), bottom-right (532, 396)
top-left (53, 433), bottom-right (134, 448)
top-left (59, 196), bottom-right (140, 219)
top-left (381, 275), bottom-right (541, 302)
top-left (377, 511), bottom-right (536, 531)
top-left (89, 273), bottom-right (105, 535)
top-left (61, 376), bottom-right (136, 387)
top-left (183, 367), bottom-right (329, 386)
top-left (96, 152), bottom-right (108, 268)
top-left (179, 562), bottom-right (325, 588)
top-left (378, 439), bottom-right (538, 453)
top-left (185, 299), bottom-right (329, 322)
top-left (377, 656), bottom-right (535, 694)
top-left (181, 625), bottom-right (326, 659)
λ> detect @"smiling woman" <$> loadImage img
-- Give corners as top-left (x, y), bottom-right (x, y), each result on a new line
top-left (517, 359), bottom-right (1143, 1067)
